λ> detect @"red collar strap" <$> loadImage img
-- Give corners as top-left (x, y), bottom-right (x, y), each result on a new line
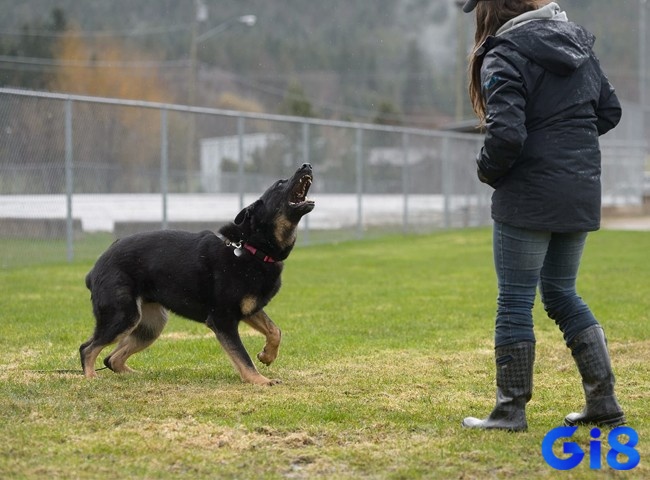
top-left (243, 243), bottom-right (276, 263)
top-left (216, 233), bottom-right (276, 263)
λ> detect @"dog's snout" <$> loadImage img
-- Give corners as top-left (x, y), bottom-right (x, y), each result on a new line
top-left (301, 163), bottom-right (312, 172)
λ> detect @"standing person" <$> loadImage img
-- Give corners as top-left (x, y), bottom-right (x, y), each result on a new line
top-left (459, 0), bottom-right (626, 431)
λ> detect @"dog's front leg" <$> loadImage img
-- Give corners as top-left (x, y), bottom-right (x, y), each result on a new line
top-left (242, 310), bottom-right (282, 366)
top-left (207, 316), bottom-right (280, 386)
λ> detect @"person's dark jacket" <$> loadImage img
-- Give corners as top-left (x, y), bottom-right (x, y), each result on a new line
top-left (476, 19), bottom-right (621, 232)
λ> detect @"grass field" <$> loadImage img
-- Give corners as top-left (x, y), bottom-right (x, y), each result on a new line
top-left (0, 228), bottom-right (648, 479)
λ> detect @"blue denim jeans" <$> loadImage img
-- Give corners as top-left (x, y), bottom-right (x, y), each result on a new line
top-left (493, 221), bottom-right (599, 348)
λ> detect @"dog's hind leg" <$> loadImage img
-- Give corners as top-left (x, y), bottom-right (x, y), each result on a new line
top-left (104, 303), bottom-right (168, 373)
top-left (79, 340), bottom-right (106, 379)
top-left (80, 292), bottom-right (142, 378)
top-left (242, 310), bottom-right (282, 366)
top-left (207, 315), bottom-right (280, 386)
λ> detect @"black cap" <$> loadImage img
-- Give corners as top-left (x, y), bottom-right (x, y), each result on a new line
top-left (462, 0), bottom-right (479, 13)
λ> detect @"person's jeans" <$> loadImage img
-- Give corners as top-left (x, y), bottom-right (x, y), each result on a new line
top-left (493, 221), bottom-right (599, 348)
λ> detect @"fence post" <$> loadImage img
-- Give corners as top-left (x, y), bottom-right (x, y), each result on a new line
top-left (302, 121), bottom-right (311, 244)
top-left (356, 127), bottom-right (364, 238)
top-left (238, 116), bottom-right (245, 210)
top-left (442, 136), bottom-right (452, 229)
top-left (402, 132), bottom-right (410, 234)
top-left (64, 99), bottom-right (74, 262)
top-left (160, 108), bottom-right (169, 229)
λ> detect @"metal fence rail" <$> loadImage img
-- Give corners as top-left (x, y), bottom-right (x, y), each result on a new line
top-left (0, 87), bottom-right (646, 268)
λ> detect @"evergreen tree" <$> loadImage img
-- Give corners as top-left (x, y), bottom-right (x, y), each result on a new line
top-left (280, 82), bottom-right (314, 118)
top-left (402, 39), bottom-right (431, 115)
top-left (0, 8), bottom-right (67, 88)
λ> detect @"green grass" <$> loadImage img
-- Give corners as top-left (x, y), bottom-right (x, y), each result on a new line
top-left (0, 228), bottom-right (648, 479)
top-left (0, 233), bottom-right (115, 269)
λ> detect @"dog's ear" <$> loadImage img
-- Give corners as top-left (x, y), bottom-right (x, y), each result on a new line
top-left (234, 200), bottom-right (262, 226)
top-left (234, 207), bottom-right (249, 226)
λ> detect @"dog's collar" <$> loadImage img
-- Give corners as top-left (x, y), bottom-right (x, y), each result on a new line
top-left (216, 233), bottom-right (276, 264)
top-left (242, 244), bottom-right (276, 263)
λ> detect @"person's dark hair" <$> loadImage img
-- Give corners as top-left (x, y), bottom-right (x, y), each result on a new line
top-left (468, 0), bottom-right (539, 123)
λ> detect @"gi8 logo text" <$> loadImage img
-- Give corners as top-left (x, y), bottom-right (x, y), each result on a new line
top-left (541, 426), bottom-right (640, 471)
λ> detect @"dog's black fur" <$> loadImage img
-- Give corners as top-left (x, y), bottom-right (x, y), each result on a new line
top-left (80, 164), bottom-right (314, 385)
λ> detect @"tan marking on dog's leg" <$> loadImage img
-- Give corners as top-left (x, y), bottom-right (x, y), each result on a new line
top-left (243, 310), bottom-right (282, 366)
top-left (105, 303), bottom-right (168, 373)
top-left (214, 329), bottom-right (281, 386)
top-left (81, 297), bottom-right (144, 378)
top-left (104, 337), bottom-right (139, 373)
top-left (230, 352), bottom-right (281, 386)
top-left (240, 295), bottom-right (258, 317)
top-left (81, 344), bottom-right (104, 379)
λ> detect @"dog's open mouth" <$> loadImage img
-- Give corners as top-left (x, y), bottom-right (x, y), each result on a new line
top-left (289, 174), bottom-right (314, 207)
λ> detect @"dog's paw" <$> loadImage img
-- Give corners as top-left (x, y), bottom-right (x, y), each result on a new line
top-left (242, 371), bottom-right (282, 387)
top-left (256, 376), bottom-right (282, 386)
top-left (257, 351), bottom-right (276, 366)
top-left (246, 374), bottom-right (282, 386)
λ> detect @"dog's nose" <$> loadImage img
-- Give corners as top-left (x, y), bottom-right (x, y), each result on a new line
top-left (301, 163), bottom-right (312, 171)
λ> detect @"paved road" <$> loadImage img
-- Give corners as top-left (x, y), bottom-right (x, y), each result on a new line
top-left (601, 215), bottom-right (650, 231)
top-left (1, 194), bottom-right (648, 232)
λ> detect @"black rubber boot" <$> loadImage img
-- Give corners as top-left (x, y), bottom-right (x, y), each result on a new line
top-left (462, 341), bottom-right (535, 432)
top-left (564, 325), bottom-right (625, 427)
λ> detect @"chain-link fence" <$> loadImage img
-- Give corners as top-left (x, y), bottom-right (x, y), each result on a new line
top-left (0, 87), bottom-right (646, 268)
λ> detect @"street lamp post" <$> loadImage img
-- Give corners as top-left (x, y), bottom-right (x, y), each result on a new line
top-left (185, 8), bottom-right (257, 186)
top-left (455, 0), bottom-right (468, 122)
top-left (195, 15), bottom-right (257, 44)
top-left (188, 13), bottom-right (257, 107)
top-left (640, 0), bottom-right (647, 113)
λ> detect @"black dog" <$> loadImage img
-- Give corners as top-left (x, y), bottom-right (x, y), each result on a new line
top-left (80, 164), bottom-right (314, 385)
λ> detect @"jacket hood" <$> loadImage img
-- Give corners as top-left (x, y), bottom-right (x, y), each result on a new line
top-left (495, 1), bottom-right (567, 36)
top-left (481, 2), bottom-right (595, 76)
top-left (500, 20), bottom-right (595, 76)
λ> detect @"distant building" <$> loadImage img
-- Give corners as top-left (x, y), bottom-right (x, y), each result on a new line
top-left (366, 146), bottom-right (434, 167)
top-left (200, 133), bottom-right (284, 192)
